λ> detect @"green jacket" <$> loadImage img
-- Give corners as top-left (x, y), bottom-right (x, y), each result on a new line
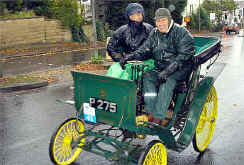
top-left (133, 23), bottom-right (195, 80)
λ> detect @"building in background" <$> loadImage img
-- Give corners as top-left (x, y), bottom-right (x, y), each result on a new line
top-left (184, 0), bottom-right (204, 16)
top-left (222, 0), bottom-right (244, 26)
top-left (80, 0), bottom-right (92, 21)
top-left (182, 0), bottom-right (206, 26)
top-left (236, 0), bottom-right (244, 28)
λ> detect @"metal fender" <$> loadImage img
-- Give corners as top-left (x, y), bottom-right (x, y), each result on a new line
top-left (177, 77), bottom-right (214, 148)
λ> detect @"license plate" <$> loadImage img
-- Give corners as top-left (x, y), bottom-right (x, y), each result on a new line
top-left (89, 97), bottom-right (117, 113)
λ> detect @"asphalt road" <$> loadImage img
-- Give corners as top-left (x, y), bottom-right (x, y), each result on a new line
top-left (1, 33), bottom-right (244, 165)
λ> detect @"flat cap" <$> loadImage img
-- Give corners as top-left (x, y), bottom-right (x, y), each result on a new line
top-left (154, 8), bottom-right (171, 20)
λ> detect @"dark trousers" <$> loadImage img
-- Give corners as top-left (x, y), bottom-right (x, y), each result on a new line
top-left (143, 71), bottom-right (177, 120)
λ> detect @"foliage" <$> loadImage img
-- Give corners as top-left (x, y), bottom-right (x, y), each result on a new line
top-left (0, 0), bottom-right (23, 16)
top-left (35, 0), bottom-right (88, 42)
top-left (0, 2), bottom-right (7, 16)
top-left (51, 0), bottom-right (83, 27)
top-left (6, 0), bottom-right (23, 12)
top-left (202, 0), bottom-right (237, 24)
top-left (105, 0), bottom-right (164, 30)
top-left (0, 0), bottom-right (88, 42)
top-left (104, 0), bottom-right (130, 30)
top-left (190, 7), bottom-right (210, 30)
top-left (91, 55), bottom-right (104, 64)
top-left (52, 0), bottom-right (88, 42)
top-left (96, 20), bottom-right (113, 41)
top-left (104, 0), bottom-right (186, 28)
top-left (96, 21), bottom-right (106, 41)
top-left (0, 10), bottom-right (35, 19)
top-left (220, 0), bottom-right (237, 12)
top-left (33, 0), bottom-right (54, 18)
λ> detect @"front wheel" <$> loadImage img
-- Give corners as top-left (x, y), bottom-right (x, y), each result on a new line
top-left (192, 86), bottom-right (218, 153)
top-left (138, 140), bottom-right (167, 165)
top-left (49, 118), bottom-right (86, 165)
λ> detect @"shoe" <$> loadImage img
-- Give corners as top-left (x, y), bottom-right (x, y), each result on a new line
top-left (148, 114), bottom-right (153, 122)
top-left (161, 119), bottom-right (169, 126)
top-left (161, 110), bottom-right (174, 126)
top-left (152, 118), bottom-right (161, 125)
top-left (148, 114), bottom-right (161, 125)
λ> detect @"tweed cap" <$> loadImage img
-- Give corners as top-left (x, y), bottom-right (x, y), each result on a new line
top-left (154, 8), bottom-right (171, 20)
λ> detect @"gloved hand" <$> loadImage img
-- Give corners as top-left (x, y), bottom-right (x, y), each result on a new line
top-left (158, 71), bottom-right (168, 83)
top-left (119, 54), bottom-right (134, 69)
top-left (157, 61), bottom-right (179, 83)
top-left (120, 57), bottom-right (127, 69)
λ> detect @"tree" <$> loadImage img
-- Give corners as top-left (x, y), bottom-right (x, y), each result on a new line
top-left (51, 0), bottom-right (88, 42)
top-left (221, 0), bottom-right (237, 12)
top-left (104, 0), bottom-right (187, 30)
top-left (34, 0), bottom-right (88, 42)
top-left (0, 2), bottom-right (7, 16)
top-left (189, 7), bottom-right (210, 30)
top-left (33, 0), bottom-right (54, 18)
top-left (202, 0), bottom-right (237, 24)
top-left (105, 0), bottom-right (164, 30)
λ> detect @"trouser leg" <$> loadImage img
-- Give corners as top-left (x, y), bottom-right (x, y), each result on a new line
top-left (143, 72), bottom-right (158, 114)
top-left (153, 77), bottom-right (177, 120)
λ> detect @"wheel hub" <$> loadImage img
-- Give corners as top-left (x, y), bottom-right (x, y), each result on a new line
top-left (63, 136), bottom-right (72, 145)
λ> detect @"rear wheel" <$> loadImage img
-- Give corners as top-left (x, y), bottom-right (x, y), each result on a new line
top-left (193, 86), bottom-right (218, 153)
top-left (138, 140), bottom-right (167, 165)
top-left (49, 118), bottom-right (86, 165)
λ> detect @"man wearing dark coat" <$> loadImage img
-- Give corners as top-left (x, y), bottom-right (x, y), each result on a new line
top-left (107, 3), bottom-right (153, 62)
top-left (121, 8), bottom-right (195, 125)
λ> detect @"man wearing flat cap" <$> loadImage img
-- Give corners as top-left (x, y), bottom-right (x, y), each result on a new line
top-left (107, 3), bottom-right (153, 62)
top-left (121, 8), bottom-right (195, 125)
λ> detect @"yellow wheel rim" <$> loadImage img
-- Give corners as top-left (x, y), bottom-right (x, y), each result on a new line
top-left (195, 86), bottom-right (218, 152)
top-left (52, 119), bottom-right (85, 165)
top-left (143, 141), bottom-right (167, 165)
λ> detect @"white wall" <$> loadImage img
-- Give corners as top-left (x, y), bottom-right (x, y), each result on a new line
top-left (79, 0), bottom-right (92, 19)
top-left (183, 0), bottom-right (203, 17)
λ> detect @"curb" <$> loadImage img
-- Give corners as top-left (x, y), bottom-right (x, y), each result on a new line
top-left (1, 46), bottom-right (106, 60)
top-left (0, 80), bottom-right (48, 93)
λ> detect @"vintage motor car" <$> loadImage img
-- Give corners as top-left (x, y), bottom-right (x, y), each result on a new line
top-left (49, 36), bottom-right (224, 165)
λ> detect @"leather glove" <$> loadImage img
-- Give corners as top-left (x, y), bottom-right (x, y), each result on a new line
top-left (158, 71), bottom-right (168, 83)
top-left (119, 54), bottom-right (134, 69)
top-left (120, 57), bottom-right (127, 69)
top-left (158, 61), bottom-right (179, 83)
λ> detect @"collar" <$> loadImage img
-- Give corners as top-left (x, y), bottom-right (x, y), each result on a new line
top-left (166, 20), bottom-right (174, 33)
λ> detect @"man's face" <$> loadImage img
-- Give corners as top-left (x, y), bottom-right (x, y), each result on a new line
top-left (129, 12), bottom-right (143, 22)
top-left (156, 17), bottom-right (169, 33)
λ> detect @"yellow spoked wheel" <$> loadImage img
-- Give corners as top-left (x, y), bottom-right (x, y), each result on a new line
top-left (193, 86), bottom-right (218, 153)
top-left (49, 118), bottom-right (86, 165)
top-left (138, 140), bottom-right (167, 165)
